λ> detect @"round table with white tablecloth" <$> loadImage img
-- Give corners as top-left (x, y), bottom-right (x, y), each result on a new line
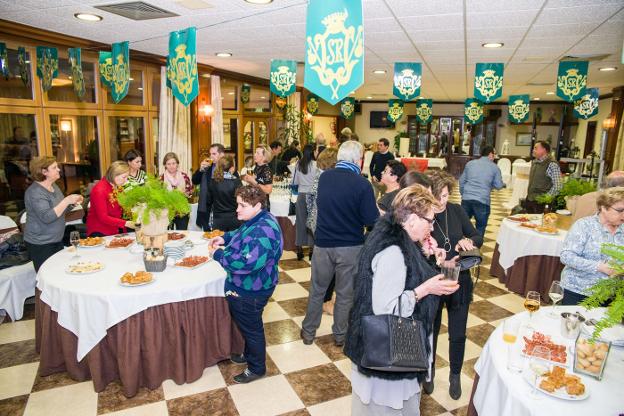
top-left (490, 218), bottom-right (567, 300)
top-left (468, 306), bottom-right (624, 416)
top-left (269, 192), bottom-right (296, 251)
top-left (35, 231), bottom-right (242, 397)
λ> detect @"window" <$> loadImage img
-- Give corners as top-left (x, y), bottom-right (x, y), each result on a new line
top-left (244, 87), bottom-right (271, 113)
top-left (108, 116), bottom-right (145, 164)
top-left (50, 115), bottom-right (100, 194)
top-left (106, 69), bottom-right (144, 106)
top-left (0, 48), bottom-right (33, 100)
top-left (47, 58), bottom-right (97, 103)
top-left (0, 113), bottom-right (37, 215)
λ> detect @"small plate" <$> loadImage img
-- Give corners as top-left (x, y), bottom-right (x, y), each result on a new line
top-left (65, 262), bottom-right (105, 275)
top-left (119, 278), bottom-right (156, 287)
top-left (79, 241), bottom-right (105, 248)
top-left (556, 209), bottom-right (572, 216)
top-left (522, 371), bottom-right (589, 401)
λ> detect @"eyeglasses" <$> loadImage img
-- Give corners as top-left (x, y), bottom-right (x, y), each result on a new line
top-left (608, 206), bottom-right (624, 214)
top-left (419, 215), bottom-right (435, 225)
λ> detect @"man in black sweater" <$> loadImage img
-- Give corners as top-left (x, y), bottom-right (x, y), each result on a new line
top-left (192, 143), bottom-right (224, 230)
top-left (369, 137), bottom-right (395, 199)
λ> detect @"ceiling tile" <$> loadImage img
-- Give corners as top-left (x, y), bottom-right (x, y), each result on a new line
top-left (467, 10), bottom-right (541, 29)
top-left (398, 13), bottom-right (463, 30)
top-left (535, 4), bottom-right (623, 25)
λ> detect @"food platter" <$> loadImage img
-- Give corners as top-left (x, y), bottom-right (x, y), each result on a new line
top-left (65, 261), bottom-right (105, 275)
top-left (202, 229), bottom-right (225, 240)
top-left (119, 271), bottom-right (155, 286)
top-left (79, 237), bottom-right (105, 248)
top-left (119, 279), bottom-right (156, 287)
top-left (534, 226), bottom-right (559, 235)
top-left (174, 255), bottom-right (210, 269)
top-left (523, 369), bottom-right (589, 401)
top-left (106, 237), bottom-right (134, 249)
top-left (522, 331), bottom-right (568, 364)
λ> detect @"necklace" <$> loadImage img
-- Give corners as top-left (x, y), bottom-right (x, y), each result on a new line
top-left (435, 209), bottom-right (452, 252)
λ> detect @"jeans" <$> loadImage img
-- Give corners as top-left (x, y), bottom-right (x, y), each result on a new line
top-left (561, 289), bottom-right (587, 306)
top-left (226, 289), bottom-right (272, 375)
top-left (461, 199), bottom-right (490, 237)
top-left (25, 241), bottom-right (64, 272)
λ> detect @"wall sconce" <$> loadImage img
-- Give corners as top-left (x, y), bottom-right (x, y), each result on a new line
top-left (60, 120), bottom-right (72, 132)
top-left (200, 98), bottom-right (214, 123)
top-left (602, 116), bottom-right (616, 130)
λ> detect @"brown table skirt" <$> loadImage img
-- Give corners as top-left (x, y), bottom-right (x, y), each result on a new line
top-left (490, 244), bottom-right (564, 300)
top-left (467, 373), bottom-right (480, 416)
top-left (35, 290), bottom-right (243, 398)
top-left (277, 216), bottom-right (296, 251)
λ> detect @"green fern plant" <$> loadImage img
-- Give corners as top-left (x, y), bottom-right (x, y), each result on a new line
top-left (580, 243), bottom-right (624, 340)
top-left (535, 193), bottom-right (554, 205)
top-left (116, 176), bottom-right (190, 224)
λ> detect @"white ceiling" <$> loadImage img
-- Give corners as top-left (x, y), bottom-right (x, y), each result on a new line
top-left (1, 0), bottom-right (623, 101)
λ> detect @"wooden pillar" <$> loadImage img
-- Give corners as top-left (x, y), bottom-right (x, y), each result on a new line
top-left (190, 77), bottom-right (212, 170)
top-left (605, 86), bottom-right (623, 173)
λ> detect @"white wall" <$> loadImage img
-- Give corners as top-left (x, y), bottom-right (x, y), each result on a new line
top-left (311, 115), bottom-right (337, 144)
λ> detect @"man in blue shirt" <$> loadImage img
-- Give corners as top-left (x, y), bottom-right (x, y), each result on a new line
top-left (459, 146), bottom-right (505, 236)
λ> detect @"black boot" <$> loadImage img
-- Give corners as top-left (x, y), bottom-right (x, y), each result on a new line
top-left (449, 372), bottom-right (462, 399)
top-left (423, 367), bottom-right (434, 394)
top-left (296, 246), bottom-right (304, 261)
top-left (309, 246), bottom-right (314, 260)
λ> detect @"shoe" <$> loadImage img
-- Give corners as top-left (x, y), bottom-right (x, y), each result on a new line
top-left (230, 353), bottom-right (246, 364)
top-left (449, 373), bottom-right (462, 400)
top-left (296, 247), bottom-right (304, 261)
top-left (233, 368), bottom-right (263, 384)
top-left (422, 380), bottom-right (434, 395)
top-left (334, 338), bottom-right (345, 347)
top-left (308, 247), bottom-right (314, 260)
top-left (300, 329), bottom-right (314, 345)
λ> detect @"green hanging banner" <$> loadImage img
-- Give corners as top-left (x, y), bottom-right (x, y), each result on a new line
top-left (270, 59), bottom-right (297, 98)
top-left (387, 99), bottom-right (404, 122)
top-left (464, 98), bottom-right (483, 125)
top-left (36, 46), bottom-right (58, 92)
top-left (415, 99), bottom-right (433, 125)
top-left (98, 51), bottom-right (113, 91)
top-left (393, 62), bottom-right (422, 102)
top-left (0, 43), bottom-right (9, 79)
top-left (557, 61), bottom-right (588, 102)
top-left (508, 94), bottom-right (530, 124)
top-left (17, 47), bottom-right (30, 87)
top-left (304, 0), bottom-right (364, 105)
top-left (241, 84), bottom-right (250, 104)
top-left (474, 63), bottom-right (504, 103)
top-left (573, 87), bottom-right (599, 120)
top-left (306, 93), bottom-right (320, 115)
top-left (167, 27), bottom-right (199, 106)
top-left (111, 41), bottom-right (130, 103)
top-left (340, 97), bottom-right (355, 119)
top-left (68, 48), bottom-right (85, 99)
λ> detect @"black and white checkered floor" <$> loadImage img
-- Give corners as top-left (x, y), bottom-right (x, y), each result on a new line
top-left (0, 188), bottom-right (524, 415)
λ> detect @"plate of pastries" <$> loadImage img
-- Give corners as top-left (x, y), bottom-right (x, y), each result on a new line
top-left (175, 255), bottom-right (210, 269)
top-left (119, 271), bottom-right (154, 286)
top-left (530, 365), bottom-right (589, 400)
top-left (202, 229), bottom-right (225, 240)
top-left (542, 213), bottom-right (558, 226)
top-left (106, 237), bottom-right (134, 249)
top-left (79, 236), bottom-right (105, 247)
top-left (66, 261), bottom-right (105, 275)
top-left (535, 225), bottom-right (558, 235)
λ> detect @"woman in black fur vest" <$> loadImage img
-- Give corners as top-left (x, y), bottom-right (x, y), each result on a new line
top-left (344, 185), bottom-right (460, 415)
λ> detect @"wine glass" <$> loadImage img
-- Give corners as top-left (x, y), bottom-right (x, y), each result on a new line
top-left (548, 281), bottom-right (564, 318)
top-left (528, 345), bottom-right (551, 399)
top-left (69, 231), bottom-right (80, 259)
top-left (502, 318), bottom-right (521, 372)
top-left (524, 291), bottom-right (541, 328)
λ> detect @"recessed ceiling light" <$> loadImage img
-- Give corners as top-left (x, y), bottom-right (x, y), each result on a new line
top-left (599, 67), bottom-right (617, 71)
top-left (74, 13), bottom-right (103, 22)
top-left (534, 97), bottom-right (541, 100)
top-left (482, 42), bottom-right (504, 48)
top-left (216, 52), bottom-right (232, 57)
top-left (546, 91), bottom-right (554, 95)
top-left (372, 69), bottom-right (386, 75)
top-left (245, 0), bottom-right (273, 3)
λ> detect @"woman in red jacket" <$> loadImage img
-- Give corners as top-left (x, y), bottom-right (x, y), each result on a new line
top-left (87, 161), bottom-right (135, 236)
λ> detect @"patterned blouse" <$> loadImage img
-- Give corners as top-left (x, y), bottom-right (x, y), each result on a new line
top-left (124, 169), bottom-right (146, 190)
top-left (560, 214), bottom-right (624, 295)
top-left (254, 163), bottom-right (273, 186)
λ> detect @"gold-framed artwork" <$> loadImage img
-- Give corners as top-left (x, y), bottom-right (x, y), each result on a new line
top-left (516, 132), bottom-right (532, 146)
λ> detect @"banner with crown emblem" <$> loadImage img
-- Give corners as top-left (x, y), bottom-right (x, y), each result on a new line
top-left (340, 97), bottom-right (356, 119)
top-left (387, 99), bottom-right (404, 122)
top-left (36, 46), bottom-right (58, 92)
top-left (270, 59), bottom-right (297, 98)
top-left (306, 93), bottom-right (320, 115)
top-left (393, 63), bottom-right (421, 102)
top-left (464, 98), bottom-right (483, 125)
top-left (557, 61), bottom-right (588, 102)
top-left (508, 94), bottom-right (530, 124)
top-left (110, 41), bottom-right (130, 103)
top-left (0, 43), bottom-right (9, 80)
top-left (241, 84), bottom-right (250, 104)
top-left (98, 51), bottom-right (113, 91)
top-left (573, 88), bottom-right (599, 120)
top-left (304, 0), bottom-right (364, 105)
top-left (68, 48), bottom-right (85, 99)
top-left (166, 27), bottom-right (198, 106)
top-left (415, 99), bottom-right (433, 125)
top-left (474, 63), bottom-right (504, 103)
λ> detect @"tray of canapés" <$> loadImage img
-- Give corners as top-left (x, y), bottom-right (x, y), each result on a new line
top-left (526, 365), bottom-right (589, 401)
top-left (202, 229), bottom-right (224, 240)
top-left (79, 236), bottom-right (105, 248)
top-left (65, 261), bottom-right (105, 275)
top-left (105, 237), bottom-right (134, 249)
top-left (522, 331), bottom-right (568, 364)
top-left (174, 255), bottom-right (210, 269)
top-left (119, 270), bottom-right (154, 286)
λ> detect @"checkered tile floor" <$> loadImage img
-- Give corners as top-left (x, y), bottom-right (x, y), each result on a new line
top-left (0, 188), bottom-right (522, 416)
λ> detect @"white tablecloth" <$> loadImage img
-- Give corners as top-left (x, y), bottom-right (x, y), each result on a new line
top-left (188, 203), bottom-right (202, 231)
top-left (472, 306), bottom-right (623, 416)
top-left (36, 231), bottom-right (226, 361)
top-left (0, 262), bottom-right (36, 320)
top-left (505, 163), bottom-right (530, 209)
top-left (426, 158), bottom-right (447, 169)
top-left (269, 194), bottom-right (296, 225)
top-left (496, 218), bottom-right (566, 273)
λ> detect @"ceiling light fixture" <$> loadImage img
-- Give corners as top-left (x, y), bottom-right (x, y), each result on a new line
top-left (216, 52), bottom-right (232, 57)
top-left (201, 73), bottom-right (211, 78)
top-left (482, 42), bottom-right (503, 48)
top-left (245, 0), bottom-right (273, 3)
top-left (599, 67), bottom-right (617, 72)
top-left (366, 96), bottom-right (373, 99)
top-left (227, 92), bottom-right (235, 95)
top-left (74, 13), bottom-right (103, 22)
top-left (372, 69), bottom-right (386, 74)
top-left (546, 91), bottom-right (554, 95)
top-left (534, 97), bottom-right (541, 100)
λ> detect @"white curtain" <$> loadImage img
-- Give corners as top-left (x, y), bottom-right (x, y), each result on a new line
top-left (210, 75), bottom-right (224, 145)
top-left (158, 66), bottom-right (192, 175)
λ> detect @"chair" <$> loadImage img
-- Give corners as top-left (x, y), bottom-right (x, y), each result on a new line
top-left (498, 158), bottom-right (512, 188)
top-left (511, 159), bottom-right (529, 190)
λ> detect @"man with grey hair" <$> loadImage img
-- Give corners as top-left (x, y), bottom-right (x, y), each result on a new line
top-left (572, 171), bottom-right (624, 221)
top-left (301, 140), bottom-right (379, 346)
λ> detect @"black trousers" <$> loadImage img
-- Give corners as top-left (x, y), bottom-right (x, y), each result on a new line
top-left (25, 241), bottom-right (64, 272)
top-left (170, 215), bottom-right (189, 231)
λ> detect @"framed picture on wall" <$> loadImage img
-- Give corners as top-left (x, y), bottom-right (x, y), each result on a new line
top-left (516, 132), bottom-right (532, 146)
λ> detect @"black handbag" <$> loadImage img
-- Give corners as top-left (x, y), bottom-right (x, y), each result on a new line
top-left (457, 248), bottom-right (482, 271)
top-left (360, 293), bottom-right (429, 372)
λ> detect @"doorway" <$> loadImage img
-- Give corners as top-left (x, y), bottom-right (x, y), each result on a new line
top-left (241, 117), bottom-right (269, 169)
top-left (583, 121), bottom-right (597, 157)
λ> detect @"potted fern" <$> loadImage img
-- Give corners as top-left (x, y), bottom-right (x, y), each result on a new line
top-left (581, 243), bottom-right (624, 340)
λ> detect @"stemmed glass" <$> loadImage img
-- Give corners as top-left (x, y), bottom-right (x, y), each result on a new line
top-left (528, 345), bottom-right (551, 399)
top-left (548, 281), bottom-right (564, 318)
top-left (502, 318), bottom-right (521, 372)
top-left (524, 291), bottom-right (541, 328)
top-left (69, 231), bottom-right (80, 260)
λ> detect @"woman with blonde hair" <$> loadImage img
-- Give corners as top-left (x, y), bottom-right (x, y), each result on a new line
top-left (242, 145), bottom-right (273, 196)
top-left (87, 161), bottom-right (134, 237)
top-left (160, 152), bottom-right (192, 230)
top-left (24, 156), bottom-right (83, 271)
top-left (207, 155), bottom-right (243, 232)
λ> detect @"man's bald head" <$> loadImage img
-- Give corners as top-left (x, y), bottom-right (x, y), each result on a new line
top-left (606, 171), bottom-right (624, 188)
